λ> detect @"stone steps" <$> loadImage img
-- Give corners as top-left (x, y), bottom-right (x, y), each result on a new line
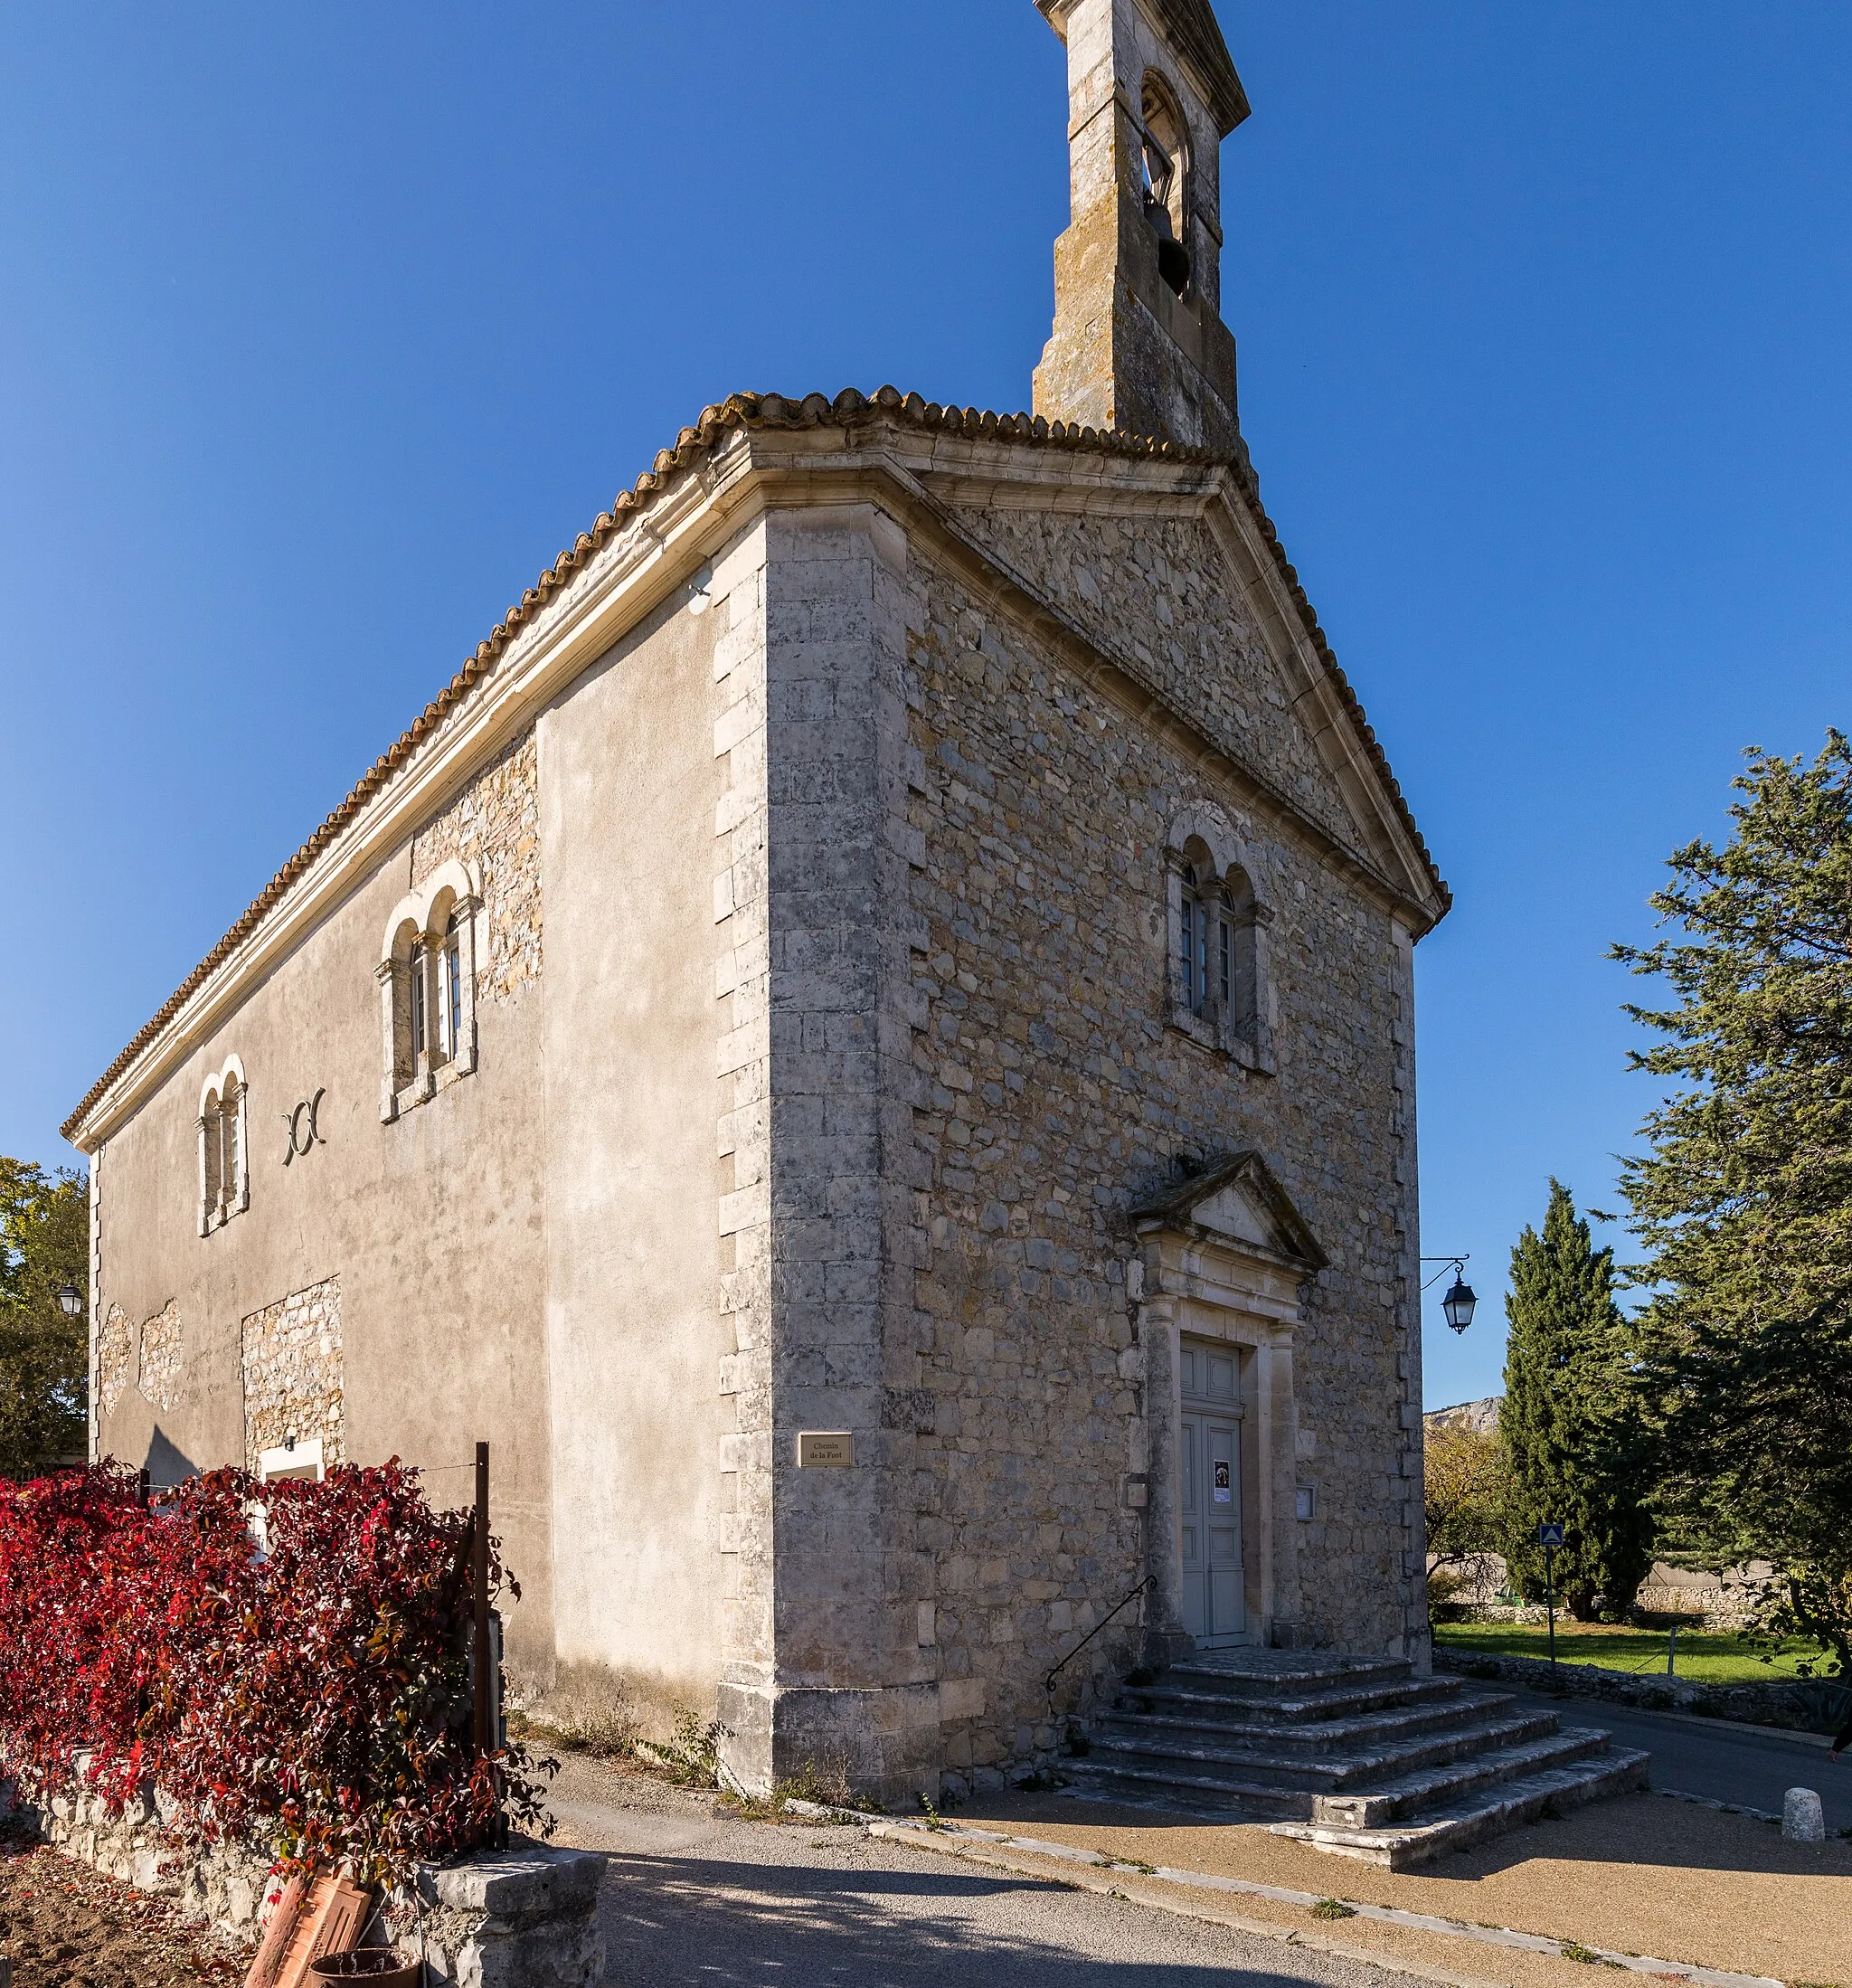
top-left (1086, 1708), bottom-right (1564, 1794)
top-left (1305, 1728), bottom-right (1614, 1825)
top-left (1098, 1687), bottom-right (1530, 1760)
top-left (1126, 1677), bottom-right (1468, 1726)
top-left (1064, 1725), bottom-right (1606, 1822)
top-left (1269, 1746), bottom-right (1652, 1868)
top-left (1060, 1648), bottom-right (1651, 1868)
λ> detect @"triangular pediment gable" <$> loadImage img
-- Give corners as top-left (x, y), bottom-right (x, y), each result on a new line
top-left (924, 483), bottom-right (1446, 927)
top-left (1130, 1151), bottom-right (1328, 1273)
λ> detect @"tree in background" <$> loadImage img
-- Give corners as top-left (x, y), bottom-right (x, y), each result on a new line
top-left (1499, 1181), bottom-right (1655, 1620)
top-left (1423, 1417), bottom-right (1507, 1608)
top-left (1616, 735), bottom-right (1852, 1676)
top-left (0, 1158), bottom-right (89, 1479)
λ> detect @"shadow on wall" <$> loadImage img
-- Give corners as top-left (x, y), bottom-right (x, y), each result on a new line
top-left (144, 1426), bottom-right (199, 1491)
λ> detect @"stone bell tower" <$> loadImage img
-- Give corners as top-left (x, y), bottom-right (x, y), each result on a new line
top-left (1032, 0), bottom-right (1250, 451)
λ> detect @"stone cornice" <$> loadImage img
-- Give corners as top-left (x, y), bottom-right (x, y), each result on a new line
top-left (65, 390), bottom-right (1448, 1150)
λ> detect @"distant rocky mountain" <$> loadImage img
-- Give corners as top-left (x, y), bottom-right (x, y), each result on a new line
top-left (1425, 1396), bottom-right (1501, 1435)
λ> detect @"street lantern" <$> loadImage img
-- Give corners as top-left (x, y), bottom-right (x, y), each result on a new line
top-left (55, 1281), bottom-right (82, 1320)
top-left (1422, 1256), bottom-right (1476, 1333)
top-left (1441, 1274), bottom-right (1478, 1335)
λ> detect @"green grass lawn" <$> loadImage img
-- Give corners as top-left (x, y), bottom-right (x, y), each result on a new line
top-left (1432, 1619), bottom-right (1826, 1683)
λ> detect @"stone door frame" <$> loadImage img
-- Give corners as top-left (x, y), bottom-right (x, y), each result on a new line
top-left (1131, 1162), bottom-right (1322, 1659)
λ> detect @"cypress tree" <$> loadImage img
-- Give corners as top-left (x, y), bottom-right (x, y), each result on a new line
top-left (1499, 1181), bottom-right (1655, 1620)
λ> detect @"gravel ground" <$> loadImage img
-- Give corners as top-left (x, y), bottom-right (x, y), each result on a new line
top-left (0, 1828), bottom-right (241, 1988)
top-left (547, 1760), bottom-right (1427, 1988)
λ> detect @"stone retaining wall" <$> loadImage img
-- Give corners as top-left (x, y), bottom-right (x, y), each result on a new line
top-left (1433, 1648), bottom-right (1848, 1734)
top-left (0, 1768), bottom-right (271, 1938)
top-left (0, 1766), bottom-right (603, 1985)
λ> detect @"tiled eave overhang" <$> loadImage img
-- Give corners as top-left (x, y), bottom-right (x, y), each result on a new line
top-left (63, 387), bottom-right (1450, 1150)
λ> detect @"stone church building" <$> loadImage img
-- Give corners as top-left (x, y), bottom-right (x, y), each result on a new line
top-left (67, 0), bottom-right (1450, 1806)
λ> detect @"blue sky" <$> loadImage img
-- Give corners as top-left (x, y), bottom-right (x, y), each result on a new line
top-left (3, 4), bottom-right (1846, 1407)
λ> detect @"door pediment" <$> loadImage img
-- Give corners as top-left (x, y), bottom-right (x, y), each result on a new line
top-left (1131, 1151), bottom-right (1328, 1275)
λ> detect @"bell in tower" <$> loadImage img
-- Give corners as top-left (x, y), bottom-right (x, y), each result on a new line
top-left (1032, 0), bottom-right (1250, 452)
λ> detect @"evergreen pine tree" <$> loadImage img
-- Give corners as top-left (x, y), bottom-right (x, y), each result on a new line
top-left (1499, 1181), bottom-right (1655, 1619)
top-left (1616, 735), bottom-right (1852, 1674)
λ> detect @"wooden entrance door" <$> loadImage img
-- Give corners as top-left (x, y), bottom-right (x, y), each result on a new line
top-left (1179, 1339), bottom-right (1246, 1645)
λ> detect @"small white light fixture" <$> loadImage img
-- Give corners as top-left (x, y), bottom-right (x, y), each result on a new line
top-left (259, 1435), bottom-right (324, 1484)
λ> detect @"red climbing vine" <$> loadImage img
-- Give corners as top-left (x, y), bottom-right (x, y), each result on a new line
top-left (0, 1462), bottom-right (548, 1887)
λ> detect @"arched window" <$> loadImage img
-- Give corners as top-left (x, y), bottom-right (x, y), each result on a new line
top-left (410, 934), bottom-right (430, 1064)
top-left (197, 1056), bottom-right (250, 1234)
top-left (1178, 859), bottom-right (1226, 1018)
top-left (1167, 816), bottom-right (1277, 1074)
top-left (440, 909), bottom-right (463, 1058)
top-left (1139, 72), bottom-right (1192, 298)
top-left (378, 861), bottom-right (479, 1122)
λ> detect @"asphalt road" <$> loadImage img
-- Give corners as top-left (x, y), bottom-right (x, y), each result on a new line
top-left (1500, 1686), bottom-right (1851, 1832)
top-left (549, 1761), bottom-right (1419, 1988)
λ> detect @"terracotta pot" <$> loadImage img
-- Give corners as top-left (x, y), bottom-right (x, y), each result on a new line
top-left (304, 1951), bottom-right (422, 1986)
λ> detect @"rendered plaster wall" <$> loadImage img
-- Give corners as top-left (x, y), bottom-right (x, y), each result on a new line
top-left (537, 585), bottom-right (729, 1724)
top-left (902, 515), bottom-right (1423, 1789)
top-left (89, 729), bottom-right (556, 1675)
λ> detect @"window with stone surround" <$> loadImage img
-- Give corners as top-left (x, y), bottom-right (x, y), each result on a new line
top-left (197, 1056), bottom-right (250, 1235)
top-left (378, 858), bottom-right (478, 1122)
top-left (1165, 813), bottom-right (1275, 1074)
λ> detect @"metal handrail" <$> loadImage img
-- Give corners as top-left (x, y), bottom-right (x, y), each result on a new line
top-left (1044, 1575), bottom-right (1158, 1701)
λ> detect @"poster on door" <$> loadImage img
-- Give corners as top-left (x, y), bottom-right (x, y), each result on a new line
top-left (1213, 1459), bottom-right (1232, 1503)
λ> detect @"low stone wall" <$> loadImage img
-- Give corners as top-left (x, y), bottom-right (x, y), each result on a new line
top-left (1434, 1648), bottom-right (1847, 1733)
top-left (0, 1766), bottom-right (272, 1936)
top-left (389, 1848), bottom-right (606, 1988)
top-left (0, 1766), bottom-right (604, 1984)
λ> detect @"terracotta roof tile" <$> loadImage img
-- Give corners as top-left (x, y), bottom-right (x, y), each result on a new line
top-left (61, 387), bottom-right (1448, 1142)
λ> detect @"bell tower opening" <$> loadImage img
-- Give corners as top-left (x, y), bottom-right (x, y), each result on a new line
top-left (1139, 71), bottom-right (1192, 298)
top-left (1032, 0), bottom-right (1250, 452)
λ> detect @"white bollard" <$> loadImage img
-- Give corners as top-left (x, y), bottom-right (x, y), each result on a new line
top-left (1783, 1786), bottom-right (1825, 1843)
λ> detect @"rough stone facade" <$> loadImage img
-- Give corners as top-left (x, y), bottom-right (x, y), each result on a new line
top-left (899, 535), bottom-right (1422, 1787)
top-left (412, 724), bottom-right (543, 1002)
top-left (137, 1298), bottom-right (184, 1413)
top-left (955, 506), bottom-right (1355, 849)
top-left (98, 1304), bottom-right (132, 1416)
top-left (709, 506), bottom-right (941, 1803)
top-left (240, 1275), bottom-right (344, 1471)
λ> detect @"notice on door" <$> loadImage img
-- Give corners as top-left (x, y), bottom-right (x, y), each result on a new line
top-left (798, 1431), bottom-right (855, 1469)
top-left (1213, 1459), bottom-right (1233, 1503)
